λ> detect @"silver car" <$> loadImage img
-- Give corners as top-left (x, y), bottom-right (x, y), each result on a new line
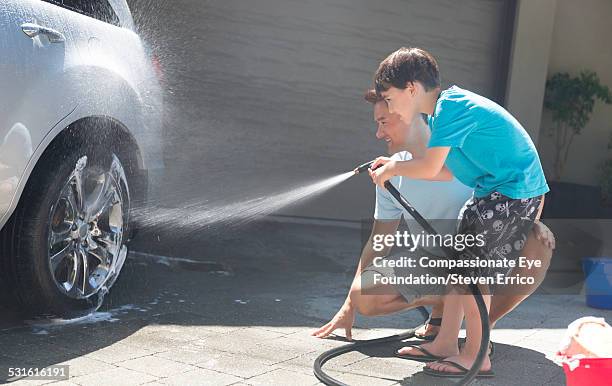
top-left (0, 0), bottom-right (163, 317)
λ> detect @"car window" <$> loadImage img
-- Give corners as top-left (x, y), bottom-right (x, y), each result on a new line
top-left (42, 0), bottom-right (121, 26)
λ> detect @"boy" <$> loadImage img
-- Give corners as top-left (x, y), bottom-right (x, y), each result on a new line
top-left (369, 47), bottom-right (549, 378)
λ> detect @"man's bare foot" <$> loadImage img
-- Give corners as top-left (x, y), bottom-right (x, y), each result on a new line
top-left (415, 322), bottom-right (440, 339)
top-left (426, 352), bottom-right (492, 374)
top-left (396, 340), bottom-right (458, 358)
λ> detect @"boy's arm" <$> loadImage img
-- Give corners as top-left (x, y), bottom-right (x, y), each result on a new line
top-left (430, 164), bottom-right (453, 181)
top-left (370, 146), bottom-right (451, 187)
top-left (410, 115), bottom-right (453, 181)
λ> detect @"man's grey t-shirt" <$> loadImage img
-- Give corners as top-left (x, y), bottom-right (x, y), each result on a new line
top-left (374, 151), bottom-right (473, 237)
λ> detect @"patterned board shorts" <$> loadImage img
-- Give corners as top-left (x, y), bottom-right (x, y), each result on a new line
top-left (456, 191), bottom-right (543, 278)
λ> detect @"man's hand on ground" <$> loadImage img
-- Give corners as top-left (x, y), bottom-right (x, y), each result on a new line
top-left (311, 301), bottom-right (355, 341)
top-left (533, 221), bottom-right (555, 249)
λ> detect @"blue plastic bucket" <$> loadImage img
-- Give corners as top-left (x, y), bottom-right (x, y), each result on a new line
top-left (582, 257), bottom-right (612, 309)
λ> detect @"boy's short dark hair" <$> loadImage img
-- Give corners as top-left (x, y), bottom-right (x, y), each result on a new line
top-left (364, 89), bottom-right (383, 104)
top-left (374, 47), bottom-right (440, 93)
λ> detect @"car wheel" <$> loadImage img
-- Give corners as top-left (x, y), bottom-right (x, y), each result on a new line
top-left (0, 138), bottom-right (130, 318)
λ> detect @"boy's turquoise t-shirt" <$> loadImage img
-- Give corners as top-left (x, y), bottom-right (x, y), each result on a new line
top-left (427, 85), bottom-right (549, 199)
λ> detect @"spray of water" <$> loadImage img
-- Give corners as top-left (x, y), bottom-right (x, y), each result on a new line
top-left (133, 171), bottom-right (354, 234)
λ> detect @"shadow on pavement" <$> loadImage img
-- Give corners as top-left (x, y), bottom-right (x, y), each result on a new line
top-left (349, 340), bottom-right (563, 385)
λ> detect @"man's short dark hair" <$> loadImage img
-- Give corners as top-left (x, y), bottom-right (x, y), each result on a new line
top-left (374, 47), bottom-right (440, 94)
top-left (364, 89), bottom-right (383, 104)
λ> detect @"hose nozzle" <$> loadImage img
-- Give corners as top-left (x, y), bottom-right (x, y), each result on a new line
top-left (353, 160), bottom-right (375, 175)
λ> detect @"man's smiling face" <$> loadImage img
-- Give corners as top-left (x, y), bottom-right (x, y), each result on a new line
top-left (373, 101), bottom-right (410, 155)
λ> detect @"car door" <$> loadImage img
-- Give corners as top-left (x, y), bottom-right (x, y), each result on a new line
top-left (0, 0), bottom-right (78, 220)
top-left (0, 0), bottom-right (124, 224)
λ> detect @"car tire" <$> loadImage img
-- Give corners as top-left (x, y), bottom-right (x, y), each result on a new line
top-left (0, 135), bottom-right (131, 318)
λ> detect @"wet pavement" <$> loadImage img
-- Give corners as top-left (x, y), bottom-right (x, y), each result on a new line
top-left (1, 219), bottom-right (611, 385)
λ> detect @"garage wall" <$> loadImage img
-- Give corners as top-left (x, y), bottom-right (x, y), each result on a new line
top-left (130, 0), bottom-right (515, 221)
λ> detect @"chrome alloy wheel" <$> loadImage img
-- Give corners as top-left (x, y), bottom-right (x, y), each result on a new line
top-left (47, 155), bottom-right (129, 299)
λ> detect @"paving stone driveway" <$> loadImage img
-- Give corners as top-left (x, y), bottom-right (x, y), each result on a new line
top-left (1, 221), bottom-right (610, 385)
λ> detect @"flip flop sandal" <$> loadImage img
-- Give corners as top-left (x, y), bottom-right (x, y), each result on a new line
top-left (414, 317), bottom-right (442, 341)
top-left (423, 359), bottom-right (495, 378)
top-left (394, 343), bottom-right (443, 362)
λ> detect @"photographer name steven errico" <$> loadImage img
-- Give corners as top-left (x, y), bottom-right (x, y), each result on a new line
top-left (372, 271), bottom-right (539, 286)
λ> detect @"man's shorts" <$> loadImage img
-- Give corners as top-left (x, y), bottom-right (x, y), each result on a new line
top-left (361, 247), bottom-right (448, 304)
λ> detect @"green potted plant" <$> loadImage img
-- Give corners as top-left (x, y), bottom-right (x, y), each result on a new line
top-left (542, 71), bottom-right (612, 218)
top-left (544, 70), bottom-right (612, 180)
